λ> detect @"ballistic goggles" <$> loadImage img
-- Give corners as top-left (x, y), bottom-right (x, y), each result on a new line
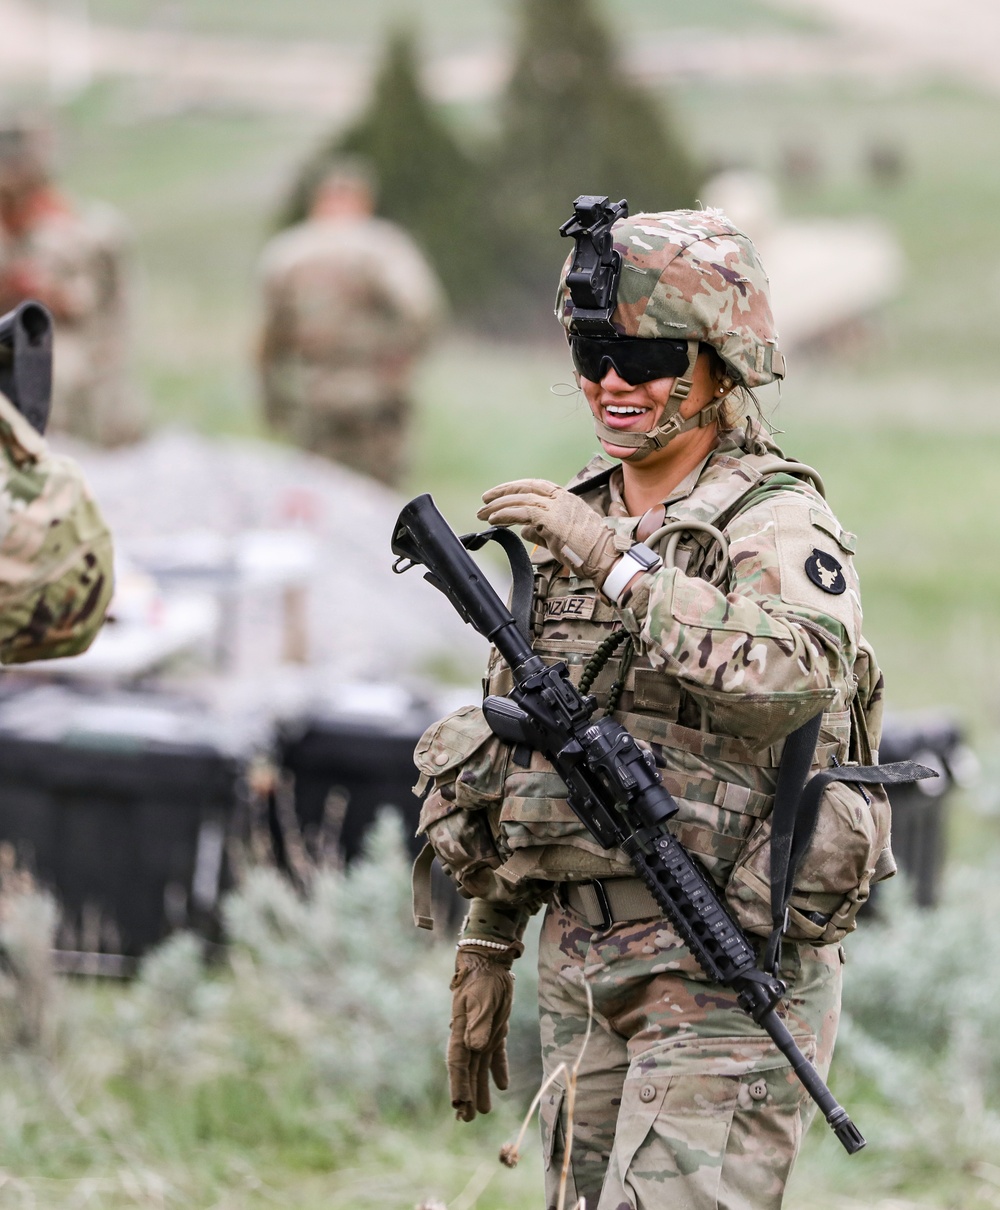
top-left (569, 336), bottom-right (694, 386)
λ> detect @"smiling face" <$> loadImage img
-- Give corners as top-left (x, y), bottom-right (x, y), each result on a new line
top-left (579, 350), bottom-right (723, 464)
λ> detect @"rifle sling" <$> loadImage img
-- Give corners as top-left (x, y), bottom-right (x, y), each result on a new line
top-left (765, 718), bottom-right (938, 972)
top-left (765, 711), bottom-right (823, 973)
top-left (460, 525), bottom-right (534, 643)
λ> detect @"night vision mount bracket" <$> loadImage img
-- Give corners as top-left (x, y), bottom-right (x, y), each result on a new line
top-left (559, 194), bottom-right (629, 338)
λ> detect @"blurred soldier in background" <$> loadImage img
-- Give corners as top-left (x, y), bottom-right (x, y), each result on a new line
top-left (0, 119), bottom-right (143, 449)
top-left (256, 161), bottom-right (444, 489)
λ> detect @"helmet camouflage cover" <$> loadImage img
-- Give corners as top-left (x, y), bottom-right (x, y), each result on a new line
top-left (555, 208), bottom-right (785, 388)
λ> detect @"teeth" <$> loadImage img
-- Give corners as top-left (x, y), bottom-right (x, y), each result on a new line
top-left (606, 405), bottom-right (646, 416)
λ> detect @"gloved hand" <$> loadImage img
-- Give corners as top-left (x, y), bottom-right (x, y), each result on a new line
top-left (478, 479), bottom-right (618, 586)
top-left (448, 944), bottom-right (515, 1122)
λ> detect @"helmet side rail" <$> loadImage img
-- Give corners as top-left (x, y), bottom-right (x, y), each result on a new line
top-left (391, 491), bottom-right (867, 1155)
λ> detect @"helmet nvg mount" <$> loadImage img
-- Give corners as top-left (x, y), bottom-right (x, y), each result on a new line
top-left (556, 194), bottom-right (785, 461)
top-left (558, 195), bottom-right (629, 338)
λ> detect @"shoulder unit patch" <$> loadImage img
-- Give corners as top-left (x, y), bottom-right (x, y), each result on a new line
top-left (805, 548), bottom-right (846, 595)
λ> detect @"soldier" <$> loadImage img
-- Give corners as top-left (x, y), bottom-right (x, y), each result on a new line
top-left (0, 306), bottom-right (113, 663)
top-left (256, 162), bottom-right (444, 489)
top-left (0, 120), bottom-right (143, 448)
top-left (413, 203), bottom-right (890, 1208)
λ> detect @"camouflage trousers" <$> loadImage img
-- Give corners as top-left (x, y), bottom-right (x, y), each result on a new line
top-left (537, 898), bottom-right (843, 1210)
top-left (283, 396), bottom-right (409, 488)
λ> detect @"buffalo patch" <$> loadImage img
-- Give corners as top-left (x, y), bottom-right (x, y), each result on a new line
top-left (805, 548), bottom-right (846, 595)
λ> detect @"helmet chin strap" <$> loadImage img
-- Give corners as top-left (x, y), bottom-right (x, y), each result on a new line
top-left (592, 340), bottom-right (720, 463)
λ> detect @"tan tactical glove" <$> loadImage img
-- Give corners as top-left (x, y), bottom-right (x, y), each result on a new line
top-left (448, 943), bottom-right (515, 1122)
top-left (478, 479), bottom-right (618, 586)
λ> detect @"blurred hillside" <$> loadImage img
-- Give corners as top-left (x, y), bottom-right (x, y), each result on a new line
top-left (6, 0), bottom-right (821, 51)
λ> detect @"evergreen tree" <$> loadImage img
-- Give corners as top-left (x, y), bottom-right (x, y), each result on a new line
top-left (278, 5), bottom-right (701, 331)
top-left (279, 27), bottom-right (488, 308)
top-left (487, 0), bottom-right (702, 331)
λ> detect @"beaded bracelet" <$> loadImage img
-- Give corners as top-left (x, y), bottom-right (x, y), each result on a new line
top-left (456, 937), bottom-right (511, 952)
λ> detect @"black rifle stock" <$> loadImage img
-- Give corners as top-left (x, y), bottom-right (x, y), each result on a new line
top-left (392, 492), bottom-right (865, 1155)
top-left (0, 301), bottom-right (53, 434)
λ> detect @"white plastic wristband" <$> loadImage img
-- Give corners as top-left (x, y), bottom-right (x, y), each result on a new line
top-left (602, 543), bottom-right (663, 605)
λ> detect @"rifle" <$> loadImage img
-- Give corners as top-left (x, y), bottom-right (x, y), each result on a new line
top-left (394, 493), bottom-right (887, 1153)
top-left (0, 301), bottom-right (53, 434)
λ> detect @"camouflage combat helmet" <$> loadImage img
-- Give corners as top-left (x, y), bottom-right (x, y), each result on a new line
top-left (555, 204), bottom-right (785, 460)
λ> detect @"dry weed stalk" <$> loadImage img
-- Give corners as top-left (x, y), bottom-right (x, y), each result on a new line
top-left (0, 843), bottom-right (57, 1051)
top-left (232, 760), bottom-right (351, 889)
top-left (316, 786), bottom-right (349, 869)
top-left (499, 974), bottom-right (595, 1210)
top-left (261, 770), bottom-right (354, 882)
top-left (241, 758), bottom-right (280, 873)
top-left (272, 770), bottom-right (314, 888)
top-left (974, 1161), bottom-right (1000, 1188)
top-left (448, 1159), bottom-right (501, 1210)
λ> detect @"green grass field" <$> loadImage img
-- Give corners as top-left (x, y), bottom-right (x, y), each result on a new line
top-left (2, 829), bottom-right (1000, 1210)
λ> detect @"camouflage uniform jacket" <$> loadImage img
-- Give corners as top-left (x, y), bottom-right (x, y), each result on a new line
top-left (415, 420), bottom-right (891, 946)
top-left (0, 387), bottom-right (113, 662)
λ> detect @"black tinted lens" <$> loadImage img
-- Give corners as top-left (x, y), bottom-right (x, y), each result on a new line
top-left (569, 337), bottom-right (690, 385)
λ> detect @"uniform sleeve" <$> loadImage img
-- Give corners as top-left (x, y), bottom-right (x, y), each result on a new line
top-left (35, 223), bottom-right (104, 324)
top-left (459, 897), bottom-right (539, 954)
top-left (619, 491), bottom-right (862, 745)
top-left (256, 254), bottom-right (294, 365)
top-left (371, 226), bottom-right (446, 353)
top-left (87, 206), bottom-right (133, 318)
top-left (0, 390), bottom-right (114, 663)
top-left (255, 229), bottom-right (308, 367)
